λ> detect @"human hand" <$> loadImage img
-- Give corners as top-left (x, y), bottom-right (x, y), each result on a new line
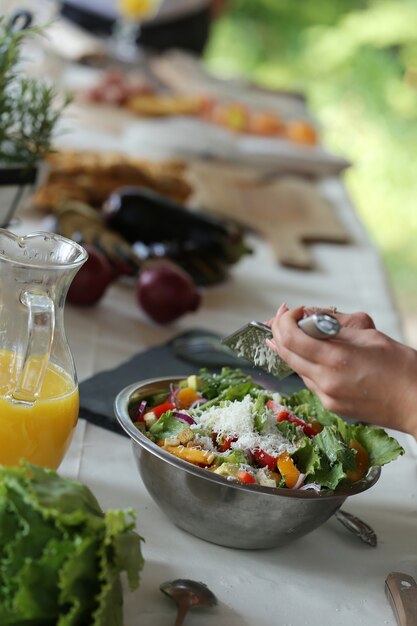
top-left (269, 304), bottom-right (417, 438)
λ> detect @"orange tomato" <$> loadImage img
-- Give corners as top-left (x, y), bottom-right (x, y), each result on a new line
top-left (277, 452), bottom-right (301, 489)
top-left (176, 386), bottom-right (201, 409)
top-left (285, 120), bottom-right (318, 145)
top-left (247, 111), bottom-right (283, 137)
top-left (211, 102), bottom-right (249, 132)
top-left (198, 95), bottom-right (217, 119)
top-left (346, 440), bottom-right (370, 482)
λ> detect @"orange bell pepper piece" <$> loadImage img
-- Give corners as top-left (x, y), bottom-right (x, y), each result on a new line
top-left (163, 444), bottom-right (216, 466)
top-left (346, 440), bottom-right (370, 482)
top-left (176, 386), bottom-right (201, 409)
top-left (277, 452), bottom-right (301, 489)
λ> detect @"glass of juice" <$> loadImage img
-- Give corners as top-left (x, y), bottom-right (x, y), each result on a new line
top-left (111, 0), bottom-right (162, 62)
top-left (0, 230), bottom-right (87, 469)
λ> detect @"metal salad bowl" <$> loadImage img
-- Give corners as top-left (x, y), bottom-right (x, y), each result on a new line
top-left (114, 376), bottom-right (381, 550)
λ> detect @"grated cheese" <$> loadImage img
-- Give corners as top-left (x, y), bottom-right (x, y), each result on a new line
top-left (190, 395), bottom-right (295, 457)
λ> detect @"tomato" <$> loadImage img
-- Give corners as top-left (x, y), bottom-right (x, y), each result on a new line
top-left (247, 111), bottom-right (283, 137)
top-left (237, 470), bottom-right (257, 484)
top-left (253, 448), bottom-right (278, 471)
top-left (211, 102), bottom-right (249, 132)
top-left (346, 440), bottom-right (370, 482)
top-left (151, 402), bottom-right (175, 418)
top-left (267, 400), bottom-right (318, 437)
top-left (285, 120), bottom-right (318, 145)
top-left (217, 435), bottom-right (236, 452)
top-left (198, 95), bottom-right (217, 119)
top-left (277, 452), bottom-right (301, 489)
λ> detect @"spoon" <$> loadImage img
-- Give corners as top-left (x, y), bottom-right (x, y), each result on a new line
top-left (160, 579), bottom-right (217, 626)
top-left (335, 508), bottom-right (377, 547)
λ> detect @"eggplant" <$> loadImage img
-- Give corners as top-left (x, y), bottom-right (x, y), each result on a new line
top-left (103, 186), bottom-right (231, 245)
top-left (103, 186), bottom-right (251, 286)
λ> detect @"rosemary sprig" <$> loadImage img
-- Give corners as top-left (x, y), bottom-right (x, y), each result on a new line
top-left (0, 16), bottom-right (70, 167)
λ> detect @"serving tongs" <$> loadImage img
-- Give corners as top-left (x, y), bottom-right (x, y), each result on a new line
top-left (221, 312), bottom-right (340, 380)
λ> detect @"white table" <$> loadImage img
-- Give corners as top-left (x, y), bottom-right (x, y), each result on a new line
top-left (13, 74), bottom-right (417, 625)
top-left (17, 184), bottom-right (416, 626)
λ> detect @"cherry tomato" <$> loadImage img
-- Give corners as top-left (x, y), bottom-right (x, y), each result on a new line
top-left (285, 120), bottom-right (318, 145)
top-left (267, 400), bottom-right (318, 437)
top-left (217, 435), bottom-right (236, 452)
top-left (151, 402), bottom-right (175, 418)
top-left (253, 448), bottom-right (278, 471)
top-left (247, 111), bottom-right (283, 136)
top-left (237, 470), bottom-right (257, 484)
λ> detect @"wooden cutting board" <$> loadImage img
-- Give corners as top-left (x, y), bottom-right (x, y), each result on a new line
top-left (187, 161), bottom-right (351, 270)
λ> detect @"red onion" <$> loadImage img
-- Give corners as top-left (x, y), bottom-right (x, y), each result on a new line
top-left (173, 411), bottom-right (195, 425)
top-left (299, 482), bottom-right (321, 493)
top-left (190, 397), bottom-right (207, 408)
top-left (136, 260), bottom-right (201, 325)
top-left (134, 400), bottom-right (147, 422)
top-left (67, 244), bottom-right (116, 306)
top-left (246, 449), bottom-right (255, 464)
top-left (168, 384), bottom-right (179, 405)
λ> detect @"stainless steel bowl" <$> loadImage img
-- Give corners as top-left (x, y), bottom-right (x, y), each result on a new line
top-left (114, 376), bottom-right (381, 550)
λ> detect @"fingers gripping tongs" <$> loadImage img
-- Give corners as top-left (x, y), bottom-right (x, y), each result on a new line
top-left (221, 312), bottom-right (340, 380)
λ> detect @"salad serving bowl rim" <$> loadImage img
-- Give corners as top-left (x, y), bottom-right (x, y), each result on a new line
top-left (114, 376), bottom-right (381, 500)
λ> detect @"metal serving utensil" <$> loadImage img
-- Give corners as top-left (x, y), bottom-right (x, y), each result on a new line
top-left (221, 312), bottom-right (340, 380)
top-left (335, 509), bottom-right (377, 547)
top-left (385, 572), bottom-right (417, 626)
top-left (160, 579), bottom-right (217, 626)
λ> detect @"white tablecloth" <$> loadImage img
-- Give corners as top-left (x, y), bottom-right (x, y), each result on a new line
top-left (17, 181), bottom-right (416, 626)
top-left (13, 81), bottom-right (417, 625)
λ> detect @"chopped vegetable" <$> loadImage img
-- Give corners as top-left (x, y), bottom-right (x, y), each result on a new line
top-left (237, 470), bottom-right (257, 484)
top-left (134, 367), bottom-right (404, 492)
top-left (0, 463), bottom-right (144, 626)
top-left (277, 452), bottom-right (302, 489)
top-left (150, 402), bottom-right (175, 418)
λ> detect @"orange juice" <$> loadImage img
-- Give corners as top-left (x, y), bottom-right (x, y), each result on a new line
top-left (118, 0), bottom-right (159, 19)
top-left (0, 350), bottom-right (79, 469)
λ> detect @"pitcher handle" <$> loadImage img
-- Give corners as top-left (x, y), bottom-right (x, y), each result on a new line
top-left (12, 291), bottom-right (55, 403)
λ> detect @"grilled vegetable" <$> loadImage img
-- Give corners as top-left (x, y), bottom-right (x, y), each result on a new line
top-left (103, 186), bottom-right (250, 285)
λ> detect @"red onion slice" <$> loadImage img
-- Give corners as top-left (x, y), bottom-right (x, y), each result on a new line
top-left (134, 400), bottom-right (147, 422)
top-left (299, 482), bottom-right (321, 492)
top-left (190, 397), bottom-right (207, 408)
top-left (173, 411), bottom-right (195, 425)
top-left (168, 384), bottom-right (179, 405)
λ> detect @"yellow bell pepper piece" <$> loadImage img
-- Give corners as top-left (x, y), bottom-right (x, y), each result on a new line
top-left (163, 445), bottom-right (216, 466)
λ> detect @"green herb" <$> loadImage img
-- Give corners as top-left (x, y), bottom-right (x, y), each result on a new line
top-left (0, 463), bottom-right (144, 626)
top-left (0, 17), bottom-right (70, 166)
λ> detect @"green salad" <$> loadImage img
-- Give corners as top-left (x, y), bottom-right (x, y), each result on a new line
top-left (133, 368), bottom-right (404, 491)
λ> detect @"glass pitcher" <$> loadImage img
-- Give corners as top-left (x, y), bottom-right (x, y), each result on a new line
top-left (0, 229), bottom-right (87, 469)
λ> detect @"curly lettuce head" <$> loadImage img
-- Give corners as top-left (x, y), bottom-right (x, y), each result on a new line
top-left (0, 463), bottom-right (144, 626)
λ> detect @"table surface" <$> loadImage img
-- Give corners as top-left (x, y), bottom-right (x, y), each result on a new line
top-left (12, 59), bottom-right (417, 625)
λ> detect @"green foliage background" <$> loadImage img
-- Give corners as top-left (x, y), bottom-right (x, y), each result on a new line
top-left (204, 0), bottom-right (417, 330)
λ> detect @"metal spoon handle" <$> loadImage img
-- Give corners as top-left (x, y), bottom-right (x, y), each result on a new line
top-left (335, 508), bottom-right (377, 547)
top-left (174, 604), bottom-right (189, 626)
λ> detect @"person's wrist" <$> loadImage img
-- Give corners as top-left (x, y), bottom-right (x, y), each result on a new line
top-left (397, 346), bottom-right (417, 439)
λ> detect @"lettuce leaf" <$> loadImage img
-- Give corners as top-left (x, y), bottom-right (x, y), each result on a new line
top-left (283, 389), bottom-right (404, 490)
top-left (0, 463), bottom-right (144, 626)
top-left (149, 411), bottom-right (188, 439)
